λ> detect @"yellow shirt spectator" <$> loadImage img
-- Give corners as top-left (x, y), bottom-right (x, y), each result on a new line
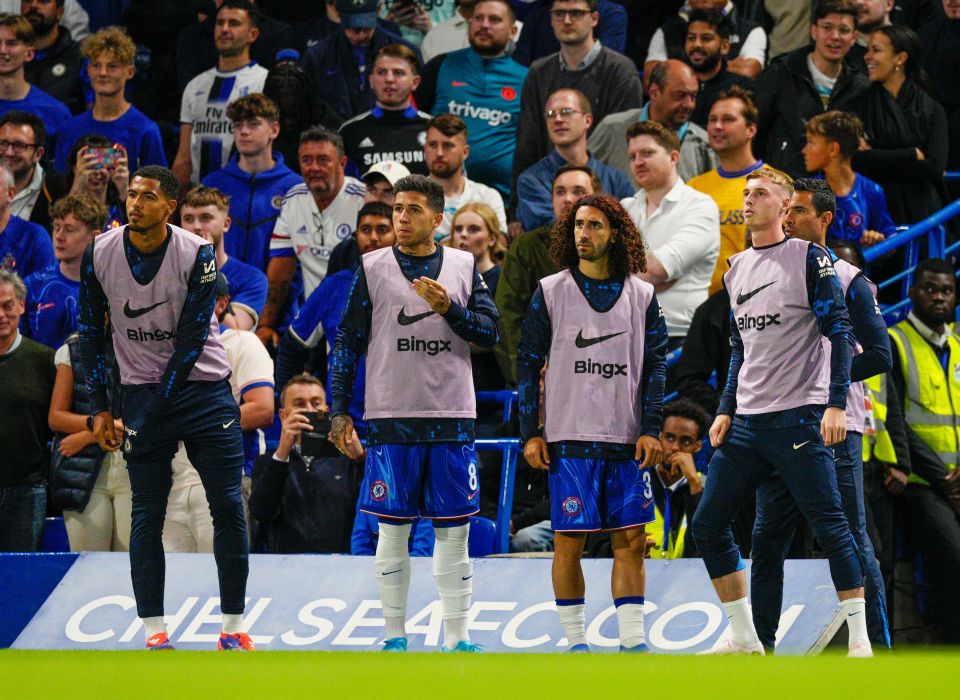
top-left (689, 162), bottom-right (764, 294)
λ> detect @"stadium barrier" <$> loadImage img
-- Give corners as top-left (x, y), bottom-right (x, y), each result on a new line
top-left (863, 198), bottom-right (960, 323)
top-left (3, 553), bottom-right (845, 654)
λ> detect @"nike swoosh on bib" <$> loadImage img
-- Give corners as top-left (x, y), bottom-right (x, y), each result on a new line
top-left (736, 281), bottom-right (777, 305)
top-left (575, 329), bottom-right (627, 348)
top-left (123, 299), bottom-right (169, 318)
top-left (397, 308), bottom-right (436, 325)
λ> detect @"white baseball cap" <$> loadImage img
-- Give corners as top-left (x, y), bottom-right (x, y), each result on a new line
top-left (361, 161), bottom-right (411, 187)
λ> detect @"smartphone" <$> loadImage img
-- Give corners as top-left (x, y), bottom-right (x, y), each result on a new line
top-left (91, 146), bottom-right (122, 170)
top-left (300, 411), bottom-right (339, 458)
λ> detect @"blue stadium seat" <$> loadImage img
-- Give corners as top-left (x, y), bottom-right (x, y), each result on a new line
top-left (468, 516), bottom-right (496, 557)
top-left (41, 517), bottom-right (70, 553)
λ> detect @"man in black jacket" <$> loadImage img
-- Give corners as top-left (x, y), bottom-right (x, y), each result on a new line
top-left (753, 0), bottom-right (869, 177)
top-left (300, 0), bottom-right (420, 121)
top-left (675, 288), bottom-right (731, 417)
top-left (249, 374), bottom-right (364, 553)
top-left (22, 0), bottom-right (86, 114)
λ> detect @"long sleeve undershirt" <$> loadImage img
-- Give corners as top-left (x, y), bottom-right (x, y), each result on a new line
top-left (329, 245), bottom-right (500, 444)
top-left (517, 269), bottom-right (669, 459)
top-left (718, 244), bottom-right (854, 418)
top-left (78, 227), bottom-right (217, 414)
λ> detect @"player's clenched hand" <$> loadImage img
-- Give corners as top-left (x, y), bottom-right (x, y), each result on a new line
top-left (821, 407), bottom-right (847, 446)
top-left (635, 435), bottom-right (662, 468)
top-left (93, 411), bottom-right (121, 452)
top-left (524, 437), bottom-right (550, 470)
top-left (329, 414), bottom-right (355, 456)
top-left (709, 414), bottom-right (732, 447)
top-left (412, 277), bottom-right (451, 314)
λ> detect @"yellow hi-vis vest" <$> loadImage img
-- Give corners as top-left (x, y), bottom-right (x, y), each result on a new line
top-left (888, 322), bottom-right (960, 484)
top-left (647, 493), bottom-right (687, 560)
top-left (863, 373), bottom-right (897, 464)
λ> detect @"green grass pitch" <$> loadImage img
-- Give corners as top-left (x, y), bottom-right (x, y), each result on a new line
top-left (2, 649), bottom-right (959, 699)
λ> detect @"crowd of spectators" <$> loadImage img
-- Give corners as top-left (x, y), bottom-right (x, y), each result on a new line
top-left (0, 0), bottom-right (958, 642)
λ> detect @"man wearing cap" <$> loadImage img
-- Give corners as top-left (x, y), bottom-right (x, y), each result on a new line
top-left (302, 0), bottom-right (421, 121)
top-left (327, 160), bottom-right (410, 277)
top-left (339, 43), bottom-right (431, 178)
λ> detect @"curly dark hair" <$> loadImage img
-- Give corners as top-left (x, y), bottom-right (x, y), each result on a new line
top-left (549, 194), bottom-right (647, 276)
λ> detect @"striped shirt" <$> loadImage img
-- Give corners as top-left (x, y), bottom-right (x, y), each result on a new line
top-left (180, 61), bottom-right (268, 184)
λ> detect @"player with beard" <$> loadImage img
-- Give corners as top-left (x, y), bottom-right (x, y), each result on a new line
top-left (518, 193), bottom-right (668, 652)
top-left (77, 165), bottom-right (252, 650)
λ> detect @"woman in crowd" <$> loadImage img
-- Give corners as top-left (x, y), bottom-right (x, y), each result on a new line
top-left (48, 332), bottom-right (131, 552)
top-left (853, 25), bottom-right (948, 227)
top-left (448, 203), bottom-right (508, 434)
top-left (448, 202), bottom-right (507, 298)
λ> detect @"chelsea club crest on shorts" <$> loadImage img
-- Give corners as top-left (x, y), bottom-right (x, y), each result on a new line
top-left (370, 480), bottom-right (389, 502)
top-left (562, 496), bottom-right (583, 517)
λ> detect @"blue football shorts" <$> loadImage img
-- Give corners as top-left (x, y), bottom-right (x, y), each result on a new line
top-left (549, 456), bottom-right (655, 532)
top-left (359, 442), bottom-right (480, 520)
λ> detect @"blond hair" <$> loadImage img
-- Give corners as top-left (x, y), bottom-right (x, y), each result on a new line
top-left (746, 166), bottom-right (794, 197)
top-left (449, 203), bottom-right (507, 262)
top-left (81, 26), bottom-right (136, 64)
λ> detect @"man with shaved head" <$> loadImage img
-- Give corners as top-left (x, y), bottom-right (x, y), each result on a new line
top-left (588, 59), bottom-right (715, 184)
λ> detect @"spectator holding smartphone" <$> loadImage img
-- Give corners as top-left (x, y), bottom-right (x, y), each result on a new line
top-left (249, 375), bottom-right (365, 554)
top-left (65, 134), bottom-right (127, 230)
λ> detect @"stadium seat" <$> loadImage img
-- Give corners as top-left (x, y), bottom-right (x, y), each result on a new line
top-left (468, 516), bottom-right (496, 557)
top-left (41, 517), bottom-right (70, 553)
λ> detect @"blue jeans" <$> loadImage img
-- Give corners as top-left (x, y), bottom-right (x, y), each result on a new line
top-left (751, 433), bottom-right (889, 649)
top-left (692, 419), bottom-right (864, 591)
top-left (511, 520), bottom-right (555, 552)
top-left (0, 484), bottom-right (46, 552)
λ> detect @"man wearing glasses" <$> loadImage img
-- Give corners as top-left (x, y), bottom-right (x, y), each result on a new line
top-left (0, 110), bottom-right (65, 231)
top-left (511, 0), bottom-right (641, 215)
top-left (515, 87), bottom-right (632, 231)
top-left (753, 0), bottom-right (868, 177)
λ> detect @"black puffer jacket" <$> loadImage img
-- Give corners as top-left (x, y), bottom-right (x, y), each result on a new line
top-left (49, 334), bottom-right (120, 511)
top-left (754, 47), bottom-right (869, 177)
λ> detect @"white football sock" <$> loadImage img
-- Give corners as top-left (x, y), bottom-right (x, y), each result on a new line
top-left (556, 600), bottom-right (587, 648)
top-left (222, 614), bottom-right (244, 635)
top-left (840, 597), bottom-right (870, 646)
top-left (722, 597), bottom-right (760, 645)
top-left (433, 523), bottom-right (472, 648)
top-left (375, 520), bottom-right (413, 640)
top-left (614, 598), bottom-right (645, 648)
top-left (142, 616), bottom-right (167, 641)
